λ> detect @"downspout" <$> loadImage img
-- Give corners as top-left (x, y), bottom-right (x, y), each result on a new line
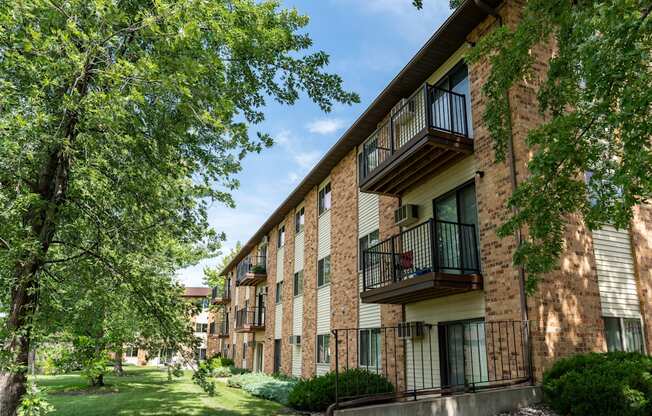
top-left (475, 0), bottom-right (533, 381)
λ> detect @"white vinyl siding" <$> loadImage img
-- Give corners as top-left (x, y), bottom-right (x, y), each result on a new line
top-left (292, 295), bottom-right (303, 377)
top-left (358, 190), bottom-right (381, 328)
top-left (274, 303), bottom-right (283, 339)
top-left (294, 231), bottom-right (305, 272)
top-left (318, 210), bottom-right (331, 259)
top-left (358, 191), bottom-right (379, 237)
top-left (316, 286), bottom-right (331, 334)
top-left (404, 291), bottom-right (485, 391)
top-left (401, 156), bottom-right (476, 223)
top-left (593, 226), bottom-right (641, 319)
top-left (276, 245), bottom-right (285, 283)
top-left (292, 345), bottom-right (302, 377)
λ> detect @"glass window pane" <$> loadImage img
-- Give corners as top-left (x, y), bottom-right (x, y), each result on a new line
top-left (623, 318), bottom-right (644, 353)
top-left (604, 317), bottom-right (623, 352)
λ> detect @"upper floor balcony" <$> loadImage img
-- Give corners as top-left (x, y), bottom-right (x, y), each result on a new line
top-left (236, 255), bottom-right (267, 286)
top-left (235, 306), bottom-right (266, 333)
top-left (211, 279), bottom-right (231, 305)
top-left (360, 218), bottom-right (482, 304)
top-left (358, 84), bottom-right (473, 196)
top-left (218, 319), bottom-right (229, 338)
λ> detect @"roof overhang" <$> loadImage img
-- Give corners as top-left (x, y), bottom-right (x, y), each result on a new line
top-left (219, 0), bottom-right (500, 276)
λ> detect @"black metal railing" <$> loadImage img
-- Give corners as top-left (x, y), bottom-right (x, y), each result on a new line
top-left (362, 218), bottom-right (480, 291)
top-left (219, 319), bottom-right (229, 336)
top-left (212, 279), bottom-right (231, 302)
top-left (236, 255), bottom-right (267, 283)
top-left (235, 306), bottom-right (265, 329)
top-left (359, 84), bottom-right (468, 182)
top-left (332, 320), bottom-right (531, 407)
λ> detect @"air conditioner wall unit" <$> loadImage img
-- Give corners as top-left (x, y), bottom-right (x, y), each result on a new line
top-left (397, 321), bottom-right (425, 339)
top-left (288, 335), bottom-right (301, 345)
top-left (394, 204), bottom-right (419, 227)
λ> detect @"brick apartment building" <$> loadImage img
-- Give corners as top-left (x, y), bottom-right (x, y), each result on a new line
top-left (130, 287), bottom-right (211, 367)
top-left (207, 0), bottom-right (651, 403)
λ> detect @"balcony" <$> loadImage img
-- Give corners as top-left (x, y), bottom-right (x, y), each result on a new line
top-left (211, 282), bottom-right (231, 305)
top-left (218, 320), bottom-right (229, 338)
top-left (236, 256), bottom-right (267, 286)
top-left (235, 306), bottom-right (265, 332)
top-left (359, 85), bottom-right (473, 196)
top-left (361, 218), bottom-right (482, 304)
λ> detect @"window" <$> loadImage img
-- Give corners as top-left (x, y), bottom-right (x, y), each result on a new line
top-left (318, 183), bottom-right (331, 215)
top-left (195, 323), bottom-right (208, 333)
top-left (359, 329), bottom-right (381, 367)
top-left (295, 207), bottom-right (305, 233)
top-left (274, 339), bottom-right (282, 373)
top-left (317, 334), bottom-right (330, 364)
top-left (318, 256), bottom-right (331, 286)
top-left (196, 348), bottom-right (207, 361)
top-left (359, 230), bottom-right (380, 271)
top-left (200, 298), bottom-right (209, 311)
top-left (604, 317), bottom-right (645, 353)
top-left (293, 271), bottom-right (303, 296)
top-left (209, 322), bottom-right (216, 335)
top-left (277, 226), bottom-right (285, 248)
top-left (125, 346), bottom-right (138, 358)
top-left (275, 281), bottom-right (283, 304)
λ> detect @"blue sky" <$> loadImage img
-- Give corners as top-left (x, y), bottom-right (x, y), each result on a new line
top-left (179, 0), bottom-right (454, 287)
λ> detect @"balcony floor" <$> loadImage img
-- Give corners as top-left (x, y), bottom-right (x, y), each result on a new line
top-left (235, 324), bottom-right (265, 333)
top-left (237, 272), bottom-right (266, 286)
top-left (212, 297), bottom-right (231, 305)
top-left (360, 128), bottom-right (473, 196)
top-left (360, 271), bottom-right (482, 305)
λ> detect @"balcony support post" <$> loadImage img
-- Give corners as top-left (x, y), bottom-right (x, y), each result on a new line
top-left (423, 84), bottom-right (432, 129)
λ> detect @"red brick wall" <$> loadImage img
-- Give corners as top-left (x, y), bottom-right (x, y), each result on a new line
top-left (263, 228), bottom-right (278, 374)
top-left (631, 204), bottom-right (652, 351)
top-left (282, 213), bottom-right (295, 375)
top-left (469, 0), bottom-right (605, 380)
top-left (331, 150), bottom-right (360, 370)
top-left (302, 188), bottom-right (319, 378)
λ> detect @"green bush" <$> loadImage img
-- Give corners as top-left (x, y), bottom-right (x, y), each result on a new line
top-left (209, 356), bottom-right (235, 369)
top-left (213, 365), bottom-right (248, 378)
top-left (543, 352), bottom-right (652, 416)
top-left (287, 368), bottom-right (394, 412)
top-left (227, 372), bottom-right (298, 405)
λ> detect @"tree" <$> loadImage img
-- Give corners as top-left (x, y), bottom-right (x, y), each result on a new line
top-left (0, 0), bottom-right (358, 413)
top-left (203, 242), bottom-right (241, 290)
top-left (463, 0), bottom-right (651, 291)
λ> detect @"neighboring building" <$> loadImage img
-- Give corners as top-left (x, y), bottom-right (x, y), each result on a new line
top-left (208, 0), bottom-right (650, 410)
top-left (134, 286), bottom-right (211, 366)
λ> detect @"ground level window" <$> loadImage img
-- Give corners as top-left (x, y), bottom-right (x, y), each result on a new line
top-left (604, 317), bottom-right (645, 353)
top-left (317, 334), bottom-right (331, 364)
top-left (125, 346), bottom-right (138, 358)
top-left (359, 328), bottom-right (381, 367)
top-left (195, 348), bottom-right (207, 361)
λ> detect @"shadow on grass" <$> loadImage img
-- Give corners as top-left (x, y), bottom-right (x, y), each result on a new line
top-left (39, 367), bottom-right (295, 416)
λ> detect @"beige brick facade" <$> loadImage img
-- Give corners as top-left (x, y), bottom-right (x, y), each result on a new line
top-left (302, 188), bottom-right (319, 378)
top-left (631, 204), bottom-right (652, 351)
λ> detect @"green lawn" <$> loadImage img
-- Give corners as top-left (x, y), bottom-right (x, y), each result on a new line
top-left (34, 366), bottom-right (293, 416)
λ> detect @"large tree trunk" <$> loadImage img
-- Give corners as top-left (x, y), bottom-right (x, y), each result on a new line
top-left (114, 349), bottom-right (124, 376)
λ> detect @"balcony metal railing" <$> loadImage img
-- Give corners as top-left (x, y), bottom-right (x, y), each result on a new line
top-left (236, 255), bottom-right (267, 283)
top-left (362, 219), bottom-right (480, 291)
top-left (235, 306), bottom-right (265, 330)
top-left (332, 321), bottom-right (531, 406)
top-left (359, 85), bottom-right (469, 182)
top-left (211, 279), bottom-right (231, 302)
top-left (219, 319), bottom-right (229, 336)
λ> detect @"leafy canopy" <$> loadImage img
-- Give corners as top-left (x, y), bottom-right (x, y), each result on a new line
top-left (464, 0), bottom-right (651, 291)
top-left (0, 0), bottom-right (357, 380)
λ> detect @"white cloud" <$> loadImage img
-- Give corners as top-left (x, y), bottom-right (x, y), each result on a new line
top-left (307, 118), bottom-right (345, 135)
top-left (294, 151), bottom-right (321, 169)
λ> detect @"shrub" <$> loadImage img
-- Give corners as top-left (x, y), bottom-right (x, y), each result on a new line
top-left (213, 365), bottom-right (248, 378)
top-left (211, 357), bottom-right (235, 368)
top-left (287, 369), bottom-right (394, 412)
top-left (192, 361), bottom-right (216, 396)
top-left (543, 352), bottom-right (652, 416)
top-left (227, 373), bottom-right (298, 405)
top-left (18, 383), bottom-right (54, 416)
